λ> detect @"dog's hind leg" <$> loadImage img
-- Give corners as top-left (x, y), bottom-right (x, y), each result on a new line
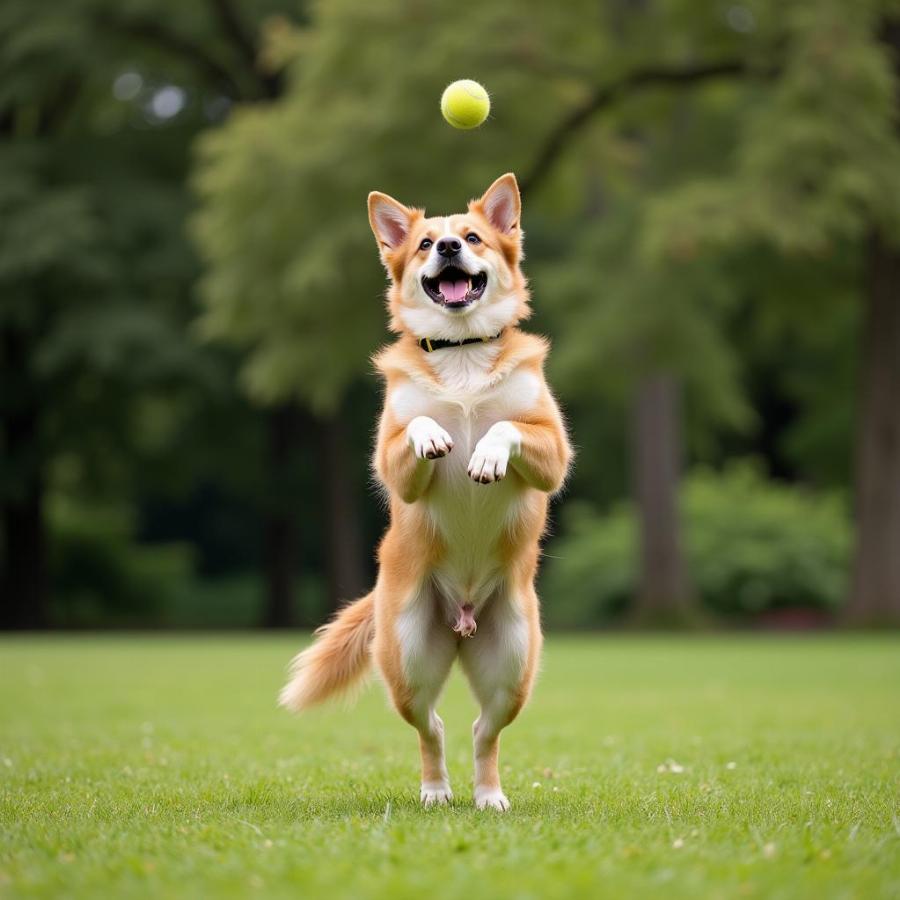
top-left (458, 584), bottom-right (542, 811)
top-left (374, 583), bottom-right (458, 806)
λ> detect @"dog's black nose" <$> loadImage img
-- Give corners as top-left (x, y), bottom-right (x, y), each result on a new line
top-left (436, 237), bottom-right (461, 258)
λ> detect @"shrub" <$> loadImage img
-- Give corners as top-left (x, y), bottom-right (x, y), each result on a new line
top-left (49, 500), bottom-right (194, 627)
top-left (541, 464), bottom-right (851, 627)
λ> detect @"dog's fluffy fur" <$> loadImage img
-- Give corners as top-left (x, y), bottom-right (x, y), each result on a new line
top-left (280, 174), bottom-right (571, 811)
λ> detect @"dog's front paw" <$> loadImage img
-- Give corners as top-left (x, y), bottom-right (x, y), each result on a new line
top-left (467, 422), bottom-right (520, 484)
top-left (421, 782), bottom-right (453, 807)
top-left (474, 786), bottom-right (510, 812)
top-left (467, 443), bottom-right (509, 484)
top-left (407, 416), bottom-right (453, 461)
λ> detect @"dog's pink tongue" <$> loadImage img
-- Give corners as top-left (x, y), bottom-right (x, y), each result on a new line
top-left (440, 279), bottom-right (469, 302)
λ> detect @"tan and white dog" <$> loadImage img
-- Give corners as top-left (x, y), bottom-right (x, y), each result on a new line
top-left (279, 173), bottom-right (571, 811)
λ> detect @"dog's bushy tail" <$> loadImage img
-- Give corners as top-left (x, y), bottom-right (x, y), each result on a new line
top-left (278, 592), bottom-right (375, 712)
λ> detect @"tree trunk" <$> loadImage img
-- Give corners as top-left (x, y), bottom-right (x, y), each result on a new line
top-left (0, 469), bottom-right (49, 630)
top-left (846, 18), bottom-right (900, 624)
top-left (631, 373), bottom-right (692, 622)
top-left (0, 327), bottom-right (49, 629)
top-left (318, 415), bottom-right (367, 612)
top-left (846, 231), bottom-right (900, 623)
top-left (261, 403), bottom-right (302, 628)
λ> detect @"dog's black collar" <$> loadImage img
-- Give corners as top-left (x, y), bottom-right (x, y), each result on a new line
top-left (418, 331), bottom-right (503, 353)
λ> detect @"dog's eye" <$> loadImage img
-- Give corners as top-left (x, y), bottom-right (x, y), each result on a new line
top-left (466, 233), bottom-right (481, 245)
top-left (419, 238), bottom-right (433, 251)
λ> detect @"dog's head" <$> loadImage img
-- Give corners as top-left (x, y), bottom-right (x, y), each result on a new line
top-left (367, 173), bottom-right (529, 341)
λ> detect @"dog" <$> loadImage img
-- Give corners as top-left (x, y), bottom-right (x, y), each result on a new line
top-left (279, 173), bottom-right (571, 811)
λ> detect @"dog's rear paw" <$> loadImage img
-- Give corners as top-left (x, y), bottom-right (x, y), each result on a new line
top-left (421, 782), bottom-right (453, 807)
top-left (474, 787), bottom-right (510, 812)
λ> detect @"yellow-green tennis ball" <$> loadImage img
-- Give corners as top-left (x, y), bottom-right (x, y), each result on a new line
top-left (441, 80), bottom-right (490, 130)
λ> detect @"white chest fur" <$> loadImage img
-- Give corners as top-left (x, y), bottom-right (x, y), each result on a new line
top-left (389, 346), bottom-right (541, 611)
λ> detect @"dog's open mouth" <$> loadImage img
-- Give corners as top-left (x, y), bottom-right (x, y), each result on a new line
top-left (422, 266), bottom-right (487, 309)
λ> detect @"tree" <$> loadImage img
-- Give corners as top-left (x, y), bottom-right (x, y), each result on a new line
top-left (642, 1), bottom-right (900, 622)
top-left (0, 0), bottom-right (293, 627)
top-left (99, 1), bottom-right (318, 626)
top-left (848, 17), bottom-right (900, 623)
top-left (195, 0), bottom-right (900, 626)
top-left (535, 187), bottom-right (750, 622)
top-left (192, 0), bottom-right (774, 623)
top-left (191, 0), bottom-right (603, 618)
top-left (525, 0), bottom-right (900, 622)
top-left (0, 156), bottom-right (102, 626)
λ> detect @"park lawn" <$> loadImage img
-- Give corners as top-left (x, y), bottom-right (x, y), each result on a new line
top-left (0, 635), bottom-right (898, 899)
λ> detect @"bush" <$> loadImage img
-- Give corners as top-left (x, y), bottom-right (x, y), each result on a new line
top-left (541, 464), bottom-right (851, 627)
top-left (161, 572), bottom-right (326, 628)
top-left (49, 501), bottom-right (327, 628)
top-left (49, 500), bottom-right (194, 627)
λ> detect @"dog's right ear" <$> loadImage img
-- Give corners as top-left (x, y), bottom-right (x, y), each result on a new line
top-left (368, 192), bottom-right (414, 260)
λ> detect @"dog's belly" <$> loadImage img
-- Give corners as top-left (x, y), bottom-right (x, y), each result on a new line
top-left (424, 404), bottom-right (524, 614)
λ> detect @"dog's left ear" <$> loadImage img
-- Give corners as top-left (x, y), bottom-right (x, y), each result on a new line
top-left (368, 191), bottom-right (414, 255)
top-left (474, 173), bottom-right (521, 235)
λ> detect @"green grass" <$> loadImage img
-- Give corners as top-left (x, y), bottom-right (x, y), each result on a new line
top-left (1, 635), bottom-right (898, 899)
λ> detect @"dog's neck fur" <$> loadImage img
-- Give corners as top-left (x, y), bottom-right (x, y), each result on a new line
top-left (423, 341), bottom-right (503, 394)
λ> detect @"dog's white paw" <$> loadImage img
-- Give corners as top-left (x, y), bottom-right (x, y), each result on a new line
top-left (468, 443), bottom-right (509, 484)
top-left (474, 786), bottom-right (510, 812)
top-left (467, 422), bottom-right (520, 484)
top-left (421, 782), bottom-right (453, 807)
top-left (407, 416), bottom-right (453, 461)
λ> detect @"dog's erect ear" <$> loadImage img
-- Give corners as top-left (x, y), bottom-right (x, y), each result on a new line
top-left (475, 173), bottom-right (521, 235)
top-left (368, 192), bottom-right (414, 253)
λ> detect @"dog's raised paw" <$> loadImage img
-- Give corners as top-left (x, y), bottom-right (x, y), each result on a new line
top-left (467, 422), bottom-right (520, 484)
top-left (421, 782), bottom-right (453, 807)
top-left (474, 787), bottom-right (510, 812)
top-left (467, 445), bottom-right (509, 484)
top-left (407, 416), bottom-right (454, 461)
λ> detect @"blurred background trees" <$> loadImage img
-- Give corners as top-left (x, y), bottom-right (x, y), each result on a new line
top-left (0, 0), bottom-right (304, 627)
top-left (2, 0), bottom-right (898, 629)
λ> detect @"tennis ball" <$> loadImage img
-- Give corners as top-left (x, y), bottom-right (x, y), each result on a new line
top-left (441, 80), bottom-right (490, 130)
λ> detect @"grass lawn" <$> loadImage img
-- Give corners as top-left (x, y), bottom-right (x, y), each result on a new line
top-left (1, 634), bottom-right (898, 899)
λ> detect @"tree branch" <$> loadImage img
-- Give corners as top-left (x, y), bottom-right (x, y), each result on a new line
top-left (520, 59), bottom-right (770, 197)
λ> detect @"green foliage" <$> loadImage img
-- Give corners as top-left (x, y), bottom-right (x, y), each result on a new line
top-left (687, 466), bottom-right (851, 615)
top-left (0, 1), bottom-right (229, 496)
top-left (537, 204), bottom-right (752, 444)
top-left (644, 2), bottom-right (900, 258)
top-left (718, 244), bottom-right (862, 486)
top-left (1, 0), bottom-right (308, 621)
top-left (543, 501), bottom-right (636, 627)
top-left (160, 572), bottom-right (327, 628)
top-left (191, 0), bottom-right (600, 410)
top-left (4, 0), bottom-right (897, 623)
top-left (48, 500), bottom-right (193, 627)
top-left (192, 0), bottom-right (767, 413)
top-left (543, 464), bottom-right (851, 627)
